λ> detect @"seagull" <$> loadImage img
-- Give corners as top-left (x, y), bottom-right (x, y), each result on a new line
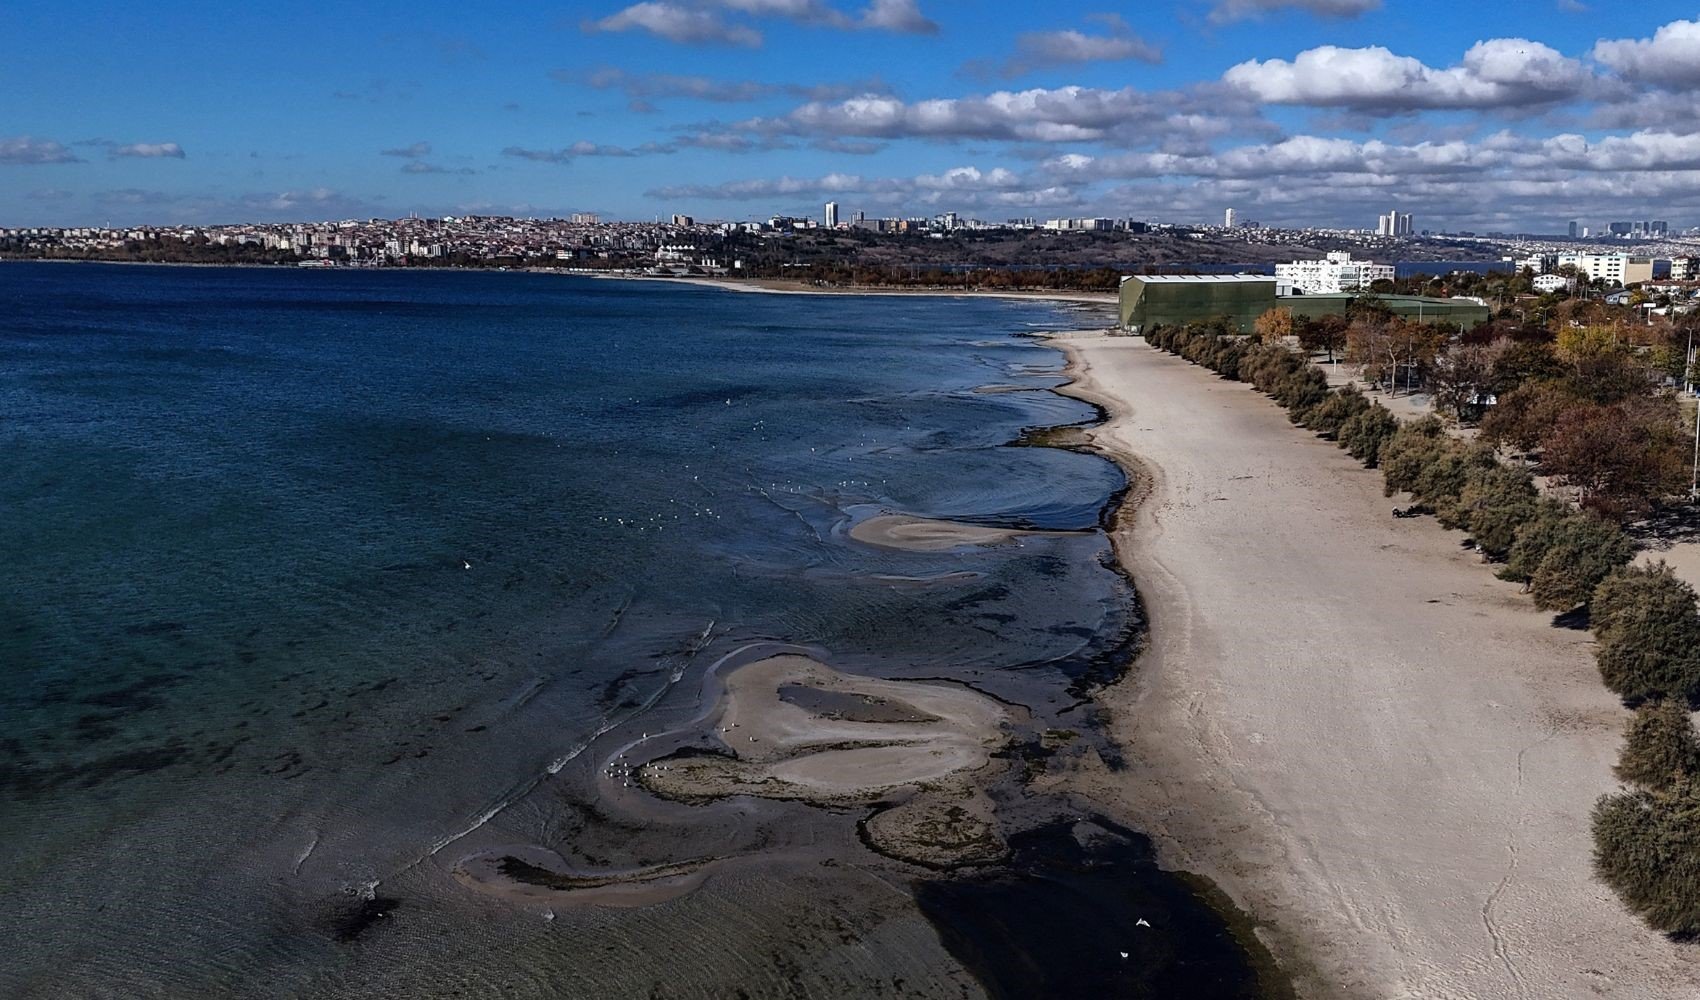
top-left (1136, 918), bottom-right (1151, 928)
top-left (1119, 951), bottom-right (1129, 960)
top-left (460, 559), bottom-right (472, 570)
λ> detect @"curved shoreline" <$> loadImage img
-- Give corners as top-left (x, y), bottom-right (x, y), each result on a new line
top-left (1050, 331), bottom-right (1700, 998)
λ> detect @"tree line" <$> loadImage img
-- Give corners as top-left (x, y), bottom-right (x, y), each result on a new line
top-left (1143, 314), bottom-right (1700, 937)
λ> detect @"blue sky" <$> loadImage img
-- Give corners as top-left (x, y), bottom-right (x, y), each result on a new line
top-left (7, 1), bottom-right (1700, 230)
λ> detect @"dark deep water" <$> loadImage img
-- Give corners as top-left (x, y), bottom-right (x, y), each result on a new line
top-left (0, 263), bottom-right (1272, 998)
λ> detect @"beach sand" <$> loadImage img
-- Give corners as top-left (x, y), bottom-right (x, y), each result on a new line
top-left (1053, 332), bottom-right (1700, 999)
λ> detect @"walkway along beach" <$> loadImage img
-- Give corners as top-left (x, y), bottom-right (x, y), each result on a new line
top-left (1050, 332), bottom-right (1700, 999)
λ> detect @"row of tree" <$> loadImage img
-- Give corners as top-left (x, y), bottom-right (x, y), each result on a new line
top-left (1142, 319), bottom-right (1700, 935)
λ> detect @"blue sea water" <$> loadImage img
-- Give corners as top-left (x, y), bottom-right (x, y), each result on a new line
top-left (0, 264), bottom-right (1259, 997)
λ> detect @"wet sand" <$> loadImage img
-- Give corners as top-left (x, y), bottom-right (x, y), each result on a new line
top-left (848, 513), bottom-right (1073, 552)
top-left (1053, 332), bottom-right (1700, 998)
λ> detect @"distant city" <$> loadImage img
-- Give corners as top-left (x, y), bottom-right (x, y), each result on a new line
top-left (6, 201), bottom-right (1700, 285)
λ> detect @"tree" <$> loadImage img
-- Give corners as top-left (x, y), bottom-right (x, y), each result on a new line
top-left (1302, 383), bottom-right (1370, 437)
top-left (1479, 382), bottom-right (1576, 455)
top-left (1338, 404), bottom-right (1399, 467)
top-left (1524, 513), bottom-right (1637, 610)
top-left (1431, 339), bottom-right (1509, 422)
top-left (1379, 416), bottom-right (1450, 497)
top-left (1297, 313), bottom-right (1349, 363)
top-left (1591, 563), bottom-right (1700, 705)
top-left (1540, 397), bottom-right (1686, 519)
top-left (1436, 463), bottom-right (1538, 559)
top-left (1615, 701), bottom-right (1700, 791)
top-left (1592, 782), bottom-right (1700, 935)
top-left (1254, 306), bottom-right (1294, 345)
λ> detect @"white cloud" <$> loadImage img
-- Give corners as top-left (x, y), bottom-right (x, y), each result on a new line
top-left (110, 142), bottom-right (186, 159)
top-left (0, 136), bottom-right (82, 165)
top-left (1208, 0), bottom-right (1379, 25)
top-left (1224, 39), bottom-right (1591, 111)
top-left (744, 85), bottom-right (1249, 145)
top-left (582, 0), bottom-right (934, 45)
top-left (858, 0), bottom-right (936, 34)
top-left (584, 3), bottom-right (763, 46)
top-left (970, 15), bottom-right (1161, 79)
top-left (381, 141), bottom-right (432, 158)
top-left (1593, 17), bottom-right (1700, 88)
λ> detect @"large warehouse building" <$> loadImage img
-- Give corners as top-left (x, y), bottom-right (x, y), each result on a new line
top-left (1118, 274), bottom-right (1490, 333)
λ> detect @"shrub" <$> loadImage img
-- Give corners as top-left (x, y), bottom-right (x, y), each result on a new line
top-left (1379, 416), bottom-right (1450, 498)
top-left (1338, 404), bottom-right (1399, 467)
top-left (1409, 442), bottom-right (1497, 512)
top-left (1512, 511), bottom-right (1635, 610)
top-left (1302, 384), bottom-right (1370, 438)
top-left (1437, 464), bottom-right (1538, 559)
top-left (1591, 564), bottom-right (1700, 705)
top-left (1615, 701), bottom-right (1700, 791)
top-left (1592, 783), bottom-right (1700, 936)
top-left (1273, 366), bottom-right (1330, 418)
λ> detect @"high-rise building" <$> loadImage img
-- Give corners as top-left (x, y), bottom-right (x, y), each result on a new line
top-left (1567, 220), bottom-right (1579, 238)
top-left (670, 214), bottom-right (694, 227)
top-left (1224, 208), bottom-right (1236, 228)
top-left (1376, 207), bottom-right (1414, 237)
top-left (825, 201), bottom-right (839, 228)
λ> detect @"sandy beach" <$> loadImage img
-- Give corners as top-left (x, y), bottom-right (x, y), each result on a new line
top-left (1053, 332), bottom-right (1700, 999)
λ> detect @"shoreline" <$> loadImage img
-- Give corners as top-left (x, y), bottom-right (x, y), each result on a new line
top-left (1051, 331), bottom-right (1700, 998)
top-left (2, 258), bottom-right (1120, 302)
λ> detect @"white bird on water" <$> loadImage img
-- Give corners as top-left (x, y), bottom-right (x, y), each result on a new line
top-left (1119, 951), bottom-right (1129, 960)
top-left (460, 559), bottom-right (471, 570)
top-left (1136, 918), bottom-right (1151, 928)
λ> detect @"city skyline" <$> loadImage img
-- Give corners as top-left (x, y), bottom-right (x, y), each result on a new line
top-left (10, 3), bottom-right (1700, 229)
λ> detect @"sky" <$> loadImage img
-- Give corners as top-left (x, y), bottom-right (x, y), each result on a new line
top-left (8, 1), bottom-right (1700, 231)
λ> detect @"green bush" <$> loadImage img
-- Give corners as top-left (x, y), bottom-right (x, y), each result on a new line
top-left (1500, 508), bottom-right (1636, 611)
top-left (1615, 701), bottom-right (1700, 791)
top-left (1302, 384), bottom-right (1370, 437)
top-left (1592, 783), bottom-right (1700, 935)
top-left (1436, 464), bottom-right (1538, 559)
top-left (1591, 564), bottom-right (1700, 705)
top-left (1338, 404), bottom-right (1399, 467)
top-left (1379, 416), bottom-right (1450, 498)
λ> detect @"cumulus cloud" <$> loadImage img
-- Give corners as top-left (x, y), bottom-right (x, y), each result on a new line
top-left (1593, 17), bottom-right (1700, 88)
top-left (585, 3), bottom-right (763, 46)
top-left (967, 14), bottom-right (1161, 79)
top-left (583, 0), bottom-right (934, 46)
top-left (0, 136), bottom-right (83, 164)
top-left (111, 142), bottom-right (186, 159)
top-left (1224, 39), bottom-right (1592, 111)
top-left (1208, 0), bottom-right (1379, 24)
top-left (400, 161), bottom-right (476, 175)
top-left (575, 66), bottom-right (888, 105)
top-left (381, 141), bottom-right (432, 158)
top-left (502, 132), bottom-right (784, 164)
top-left (740, 85), bottom-right (1255, 146)
top-left (647, 163), bottom-right (1068, 209)
top-left (859, 0), bottom-right (936, 34)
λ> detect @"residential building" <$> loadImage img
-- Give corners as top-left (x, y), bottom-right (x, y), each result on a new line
top-left (824, 201), bottom-right (838, 228)
top-left (1555, 253), bottom-right (1654, 286)
top-left (1532, 274), bottom-right (1571, 293)
top-left (670, 214), bottom-right (693, 227)
top-left (1375, 208), bottom-right (1414, 237)
top-left (1274, 251), bottom-right (1395, 295)
top-left (1224, 208), bottom-right (1236, 228)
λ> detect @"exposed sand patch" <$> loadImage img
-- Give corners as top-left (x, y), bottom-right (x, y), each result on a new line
top-left (639, 655), bottom-right (1009, 808)
top-left (451, 845), bottom-right (718, 909)
top-left (849, 513), bottom-right (1071, 552)
top-left (1052, 332), bottom-right (1700, 999)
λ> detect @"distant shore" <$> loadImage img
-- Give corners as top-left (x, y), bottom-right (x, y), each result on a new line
top-left (591, 271), bottom-right (1119, 303)
top-left (1051, 332), bottom-right (1700, 998)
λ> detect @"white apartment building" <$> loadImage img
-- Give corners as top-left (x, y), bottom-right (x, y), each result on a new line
top-left (1274, 251), bottom-right (1396, 295)
top-left (1532, 274), bottom-right (1571, 293)
top-left (825, 201), bottom-right (839, 228)
top-left (1554, 253), bottom-right (1654, 286)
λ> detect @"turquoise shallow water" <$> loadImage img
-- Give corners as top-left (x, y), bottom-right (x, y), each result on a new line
top-left (0, 264), bottom-right (1263, 997)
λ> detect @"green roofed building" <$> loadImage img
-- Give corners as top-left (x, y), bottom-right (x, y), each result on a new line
top-left (1118, 275), bottom-right (1277, 332)
top-left (1118, 274), bottom-right (1490, 333)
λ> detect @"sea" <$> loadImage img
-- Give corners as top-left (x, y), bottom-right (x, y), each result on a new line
top-left (0, 263), bottom-right (1269, 998)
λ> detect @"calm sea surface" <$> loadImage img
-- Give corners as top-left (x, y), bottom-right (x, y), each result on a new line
top-left (0, 264), bottom-right (1261, 997)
